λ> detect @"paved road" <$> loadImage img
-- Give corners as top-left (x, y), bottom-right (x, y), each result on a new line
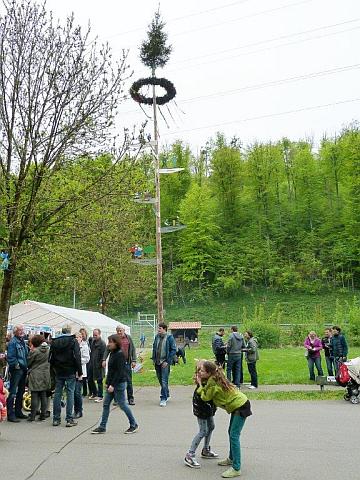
top-left (1, 386), bottom-right (358, 480)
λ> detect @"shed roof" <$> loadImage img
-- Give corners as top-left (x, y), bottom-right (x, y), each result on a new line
top-left (168, 322), bottom-right (201, 330)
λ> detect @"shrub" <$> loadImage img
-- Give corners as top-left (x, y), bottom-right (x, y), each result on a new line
top-left (246, 322), bottom-right (281, 348)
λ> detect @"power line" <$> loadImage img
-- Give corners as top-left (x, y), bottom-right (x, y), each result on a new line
top-left (167, 24), bottom-right (360, 72)
top-left (173, 18), bottom-right (360, 65)
top-left (163, 97), bottom-right (360, 135)
top-left (104, 0), bottom-right (252, 39)
top-left (172, 0), bottom-right (316, 38)
top-left (121, 62), bottom-right (360, 115)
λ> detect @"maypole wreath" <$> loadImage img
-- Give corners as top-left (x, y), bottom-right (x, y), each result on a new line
top-left (130, 11), bottom-right (175, 106)
top-left (130, 77), bottom-right (176, 106)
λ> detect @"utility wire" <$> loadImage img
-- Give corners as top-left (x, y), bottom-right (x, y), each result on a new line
top-left (121, 62), bottom-right (360, 114)
top-left (163, 97), bottom-right (360, 135)
top-left (104, 0), bottom-right (252, 39)
top-left (173, 18), bottom-right (360, 65)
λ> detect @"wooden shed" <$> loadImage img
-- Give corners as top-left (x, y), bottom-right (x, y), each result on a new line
top-left (168, 321), bottom-right (202, 346)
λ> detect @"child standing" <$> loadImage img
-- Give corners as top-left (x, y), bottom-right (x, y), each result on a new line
top-left (27, 335), bottom-right (51, 421)
top-left (196, 361), bottom-right (252, 478)
top-left (184, 361), bottom-right (218, 468)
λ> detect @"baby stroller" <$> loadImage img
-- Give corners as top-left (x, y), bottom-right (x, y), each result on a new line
top-left (337, 357), bottom-right (360, 404)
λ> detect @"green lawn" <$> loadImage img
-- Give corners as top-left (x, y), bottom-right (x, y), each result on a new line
top-left (133, 345), bottom-right (360, 387)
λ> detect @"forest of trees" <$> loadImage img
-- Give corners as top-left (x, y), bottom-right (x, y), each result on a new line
top-left (3, 123), bottom-right (360, 314)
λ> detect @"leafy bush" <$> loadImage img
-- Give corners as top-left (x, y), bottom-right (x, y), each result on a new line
top-left (246, 322), bottom-right (281, 348)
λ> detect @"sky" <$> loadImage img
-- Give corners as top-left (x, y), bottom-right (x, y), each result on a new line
top-left (44, 0), bottom-right (360, 151)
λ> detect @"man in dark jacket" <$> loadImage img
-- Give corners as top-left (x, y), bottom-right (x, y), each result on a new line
top-left (330, 326), bottom-right (348, 375)
top-left (151, 323), bottom-right (177, 407)
top-left (88, 328), bottom-right (106, 402)
top-left (6, 325), bottom-right (29, 422)
top-left (226, 326), bottom-right (244, 388)
top-left (321, 328), bottom-right (334, 376)
top-left (212, 328), bottom-right (226, 368)
top-left (49, 326), bottom-right (82, 427)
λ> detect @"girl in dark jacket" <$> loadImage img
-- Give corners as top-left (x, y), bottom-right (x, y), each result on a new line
top-left (91, 334), bottom-right (138, 434)
top-left (184, 360), bottom-right (218, 468)
top-left (27, 335), bottom-right (51, 421)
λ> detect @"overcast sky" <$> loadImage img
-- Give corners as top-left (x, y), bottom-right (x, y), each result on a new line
top-left (45, 0), bottom-right (360, 151)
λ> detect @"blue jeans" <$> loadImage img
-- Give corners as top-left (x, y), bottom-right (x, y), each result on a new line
top-left (125, 363), bottom-right (134, 401)
top-left (155, 363), bottom-right (170, 401)
top-left (6, 367), bottom-right (27, 417)
top-left (74, 379), bottom-right (83, 415)
top-left (53, 375), bottom-right (76, 422)
top-left (228, 414), bottom-right (246, 472)
top-left (307, 357), bottom-right (323, 381)
top-left (227, 356), bottom-right (243, 387)
top-left (325, 356), bottom-right (335, 376)
top-left (99, 382), bottom-right (137, 429)
top-left (189, 417), bottom-right (215, 454)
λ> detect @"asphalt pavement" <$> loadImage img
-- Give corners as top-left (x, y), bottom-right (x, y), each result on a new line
top-left (1, 385), bottom-right (359, 480)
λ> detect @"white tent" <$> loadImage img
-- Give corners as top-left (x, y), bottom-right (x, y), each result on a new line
top-left (8, 300), bottom-right (130, 339)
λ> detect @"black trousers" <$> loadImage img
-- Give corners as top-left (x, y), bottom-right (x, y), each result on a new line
top-left (31, 390), bottom-right (47, 418)
top-left (215, 353), bottom-right (226, 368)
top-left (247, 362), bottom-right (258, 388)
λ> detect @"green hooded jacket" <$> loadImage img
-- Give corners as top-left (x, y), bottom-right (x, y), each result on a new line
top-left (197, 377), bottom-right (248, 414)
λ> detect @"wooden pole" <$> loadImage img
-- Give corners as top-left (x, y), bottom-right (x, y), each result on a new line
top-left (152, 69), bottom-right (164, 324)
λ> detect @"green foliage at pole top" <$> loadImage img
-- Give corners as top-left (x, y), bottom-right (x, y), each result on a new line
top-left (140, 11), bottom-right (172, 71)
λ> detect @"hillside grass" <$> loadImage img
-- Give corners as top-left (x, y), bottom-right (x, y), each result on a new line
top-left (133, 345), bottom-right (360, 387)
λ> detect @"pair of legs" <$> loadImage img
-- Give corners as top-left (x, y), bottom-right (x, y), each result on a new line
top-left (247, 362), bottom-right (258, 388)
top-left (88, 376), bottom-right (103, 398)
top-left (228, 413), bottom-right (246, 472)
top-left (74, 379), bottom-right (84, 415)
top-left (53, 375), bottom-right (76, 422)
top-left (325, 356), bottom-right (335, 376)
top-left (227, 356), bottom-right (243, 387)
top-left (189, 417), bottom-right (215, 456)
top-left (307, 357), bottom-right (323, 381)
top-left (99, 382), bottom-right (137, 430)
top-left (30, 391), bottom-right (47, 419)
top-left (6, 367), bottom-right (26, 419)
top-left (215, 353), bottom-right (226, 369)
top-left (155, 363), bottom-right (170, 401)
top-left (125, 363), bottom-right (134, 403)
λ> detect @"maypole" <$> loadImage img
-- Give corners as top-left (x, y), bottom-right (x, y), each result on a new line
top-left (130, 11), bottom-right (177, 324)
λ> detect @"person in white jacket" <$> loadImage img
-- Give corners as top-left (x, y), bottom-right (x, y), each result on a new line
top-left (74, 332), bottom-right (90, 418)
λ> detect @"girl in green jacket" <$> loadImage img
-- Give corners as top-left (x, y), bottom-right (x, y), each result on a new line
top-left (196, 361), bottom-right (252, 478)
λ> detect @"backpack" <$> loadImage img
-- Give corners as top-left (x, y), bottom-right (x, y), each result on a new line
top-left (336, 363), bottom-right (350, 386)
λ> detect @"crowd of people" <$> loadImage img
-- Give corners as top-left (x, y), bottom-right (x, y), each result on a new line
top-left (304, 326), bottom-right (348, 381)
top-left (0, 321), bottom-right (250, 478)
top-left (212, 326), bottom-right (259, 389)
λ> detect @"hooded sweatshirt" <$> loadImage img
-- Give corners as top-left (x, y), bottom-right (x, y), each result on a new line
top-left (227, 332), bottom-right (244, 357)
top-left (49, 334), bottom-right (82, 377)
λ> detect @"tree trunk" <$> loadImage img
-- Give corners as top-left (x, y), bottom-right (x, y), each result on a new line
top-left (0, 266), bottom-right (15, 353)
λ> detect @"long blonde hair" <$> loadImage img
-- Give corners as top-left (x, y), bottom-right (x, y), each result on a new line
top-left (202, 360), bottom-right (235, 392)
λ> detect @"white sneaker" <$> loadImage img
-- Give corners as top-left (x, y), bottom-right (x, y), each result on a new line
top-left (247, 385), bottom-right (257, 389)
top-left (94, 397), bottom-right (103, 403)
top-left (159, 400), bottom-right (167, 407)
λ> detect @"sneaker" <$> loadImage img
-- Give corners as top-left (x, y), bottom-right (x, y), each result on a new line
top-left (218, 458), bottom-right (233, 466)
top-left (128, 399), bottom-right (135, 406)
top-left (247, 385), bottom-right (257, 389)
top-left (88, 395), bottom-right (97, 400)
top-left (184, 454), bottom-right (201, 469)
top-left (166, 395), bottom-right (171, 402)
top-left (91, 427), bottom-right (106, 434)
top-left (74, 412), bottom-right (83, 419)
top-left (201, 447), bottom-right (219, 458)
top-left (221, 467), bottom-right (241, 478)
top-left (94, 397), bottom-right (103, 403)
top-left (66, 419), bottom-right (78, 427)
top-left (124, 425), bottom-right (139, 434)
top-left (52, 420), bottom-right (61, 427)
top-left (159, 400), bottom-right (167, 407)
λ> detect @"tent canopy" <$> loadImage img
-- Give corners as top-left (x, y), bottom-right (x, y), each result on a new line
top-left (8, 300), bottom-right (130, 338)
